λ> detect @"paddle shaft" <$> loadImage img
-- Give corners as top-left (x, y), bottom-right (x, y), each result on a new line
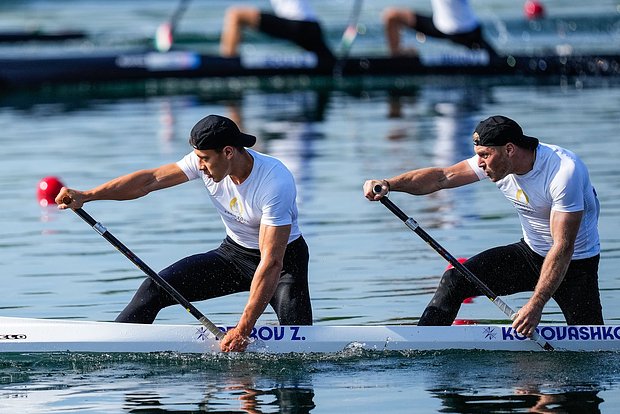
top-left (373, 186), bottom-right (554, 351)
top-left (339, 0), bottom-right (363, 55)
top-left (168, 0), bottom-right (191, 33)
top-left (70, 206), bottom-right (224, 340)
top-left (333, 0), bottom-right (363, 77)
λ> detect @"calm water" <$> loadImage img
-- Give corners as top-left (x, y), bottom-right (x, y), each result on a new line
top-left (1, 1), bottom-right (620, 413)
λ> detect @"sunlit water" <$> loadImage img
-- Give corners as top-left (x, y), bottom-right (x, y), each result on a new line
top-left (1, 1), bottom-right (620, 413)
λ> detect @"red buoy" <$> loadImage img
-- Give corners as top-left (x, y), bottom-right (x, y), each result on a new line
top-left (37, 176), bottom-right (65, 207)
top-left (524, 0), bottom-right (545, 20)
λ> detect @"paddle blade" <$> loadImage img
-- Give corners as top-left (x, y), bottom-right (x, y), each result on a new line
top-left (341, 25), bottom-right (358, 50)
top-left (155, 22), bottom-right (173, 52)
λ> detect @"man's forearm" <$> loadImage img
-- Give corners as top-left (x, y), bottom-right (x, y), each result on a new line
top-left (387, 167), bottom-right (446, 195)
top-left (236, 262), bottom-right (282, 335)
top-left (83, 170), bottom-right (158, 202)
top-left (531, 244), bottom-right (573, 306)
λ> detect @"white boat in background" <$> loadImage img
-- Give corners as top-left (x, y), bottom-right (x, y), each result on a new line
top-left (1, 316), bottom-right (620, 354)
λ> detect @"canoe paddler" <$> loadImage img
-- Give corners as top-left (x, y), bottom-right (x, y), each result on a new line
top-left (382, 0), bottom-right (498, 58)
top-left (219, 0), bottom-right (335, 66)
top-left (56, 114), bottom-right (312, 352)
top-left (364, 115), bottom-right (604, 337)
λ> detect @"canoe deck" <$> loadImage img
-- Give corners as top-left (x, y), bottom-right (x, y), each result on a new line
top-left (1, 317), bottom-right (619, 354)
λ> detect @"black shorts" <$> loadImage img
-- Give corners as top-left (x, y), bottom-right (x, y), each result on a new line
top-left (418, 239), bottom-right (603, 325)
top-left (413, 14), bottom-right (496, 55)
top-left (259, 13), bottom-right (334, 60)
top-left (115, 235), bottom-right (312, 325)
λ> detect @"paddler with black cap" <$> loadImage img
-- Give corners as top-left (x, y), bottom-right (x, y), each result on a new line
top-left (364, 115), bottom-right (603, 337)
top-left (56, 114), bottom-right (312, 352)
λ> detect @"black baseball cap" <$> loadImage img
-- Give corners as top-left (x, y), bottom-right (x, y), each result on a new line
top-left (189, 114), bottom-right (256, 150)
top-left (473, 116), bottom-right (539, 150)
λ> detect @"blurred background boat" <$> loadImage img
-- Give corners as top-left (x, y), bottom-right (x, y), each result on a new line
top-left (0, 1), bottom-right (618, 93)
top-left (0, 28), bottom-right (86, 43)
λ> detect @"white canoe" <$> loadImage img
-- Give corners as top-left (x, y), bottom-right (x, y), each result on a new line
top-left (1, 316), bottom-right (620, 353)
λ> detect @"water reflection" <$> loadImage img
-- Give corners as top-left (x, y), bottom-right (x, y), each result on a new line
top-left (425, 351), bottom-right (615, 414)
top-left (384, 87), bottom-right (485, 229)
top-left (0, 354), bottom-right (317, 413)
top-left (123, 385), bottom-right (315, 413)
top-left (432, 389), bottom-right (603, 413)
top-left (119, 358), bottom-right (317, 413)
top-left (2, 349), bottom-right (620, 413)
top-left (3, 75), bottom-right (620, 413)
top-left (225, 91), bottom-right (329, 207)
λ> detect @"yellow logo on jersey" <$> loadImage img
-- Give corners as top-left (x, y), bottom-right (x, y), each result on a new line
top-left (516, 189), bottom-right (529, 204)
top-left (230, 197), bottom-right (243, 216)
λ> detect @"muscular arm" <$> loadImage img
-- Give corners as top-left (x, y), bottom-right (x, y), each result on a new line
top-left (56, 163), bottom-right (188, 209)
top-left (220, 223), bottom-right (291, 352)
top-left (512, 210), bottom-right (583, 336)
top-left (364, 160), bottom-right (479, 200)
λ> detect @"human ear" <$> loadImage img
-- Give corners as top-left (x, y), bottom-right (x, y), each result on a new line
top-left (223, 146), bottom-right (235, 158)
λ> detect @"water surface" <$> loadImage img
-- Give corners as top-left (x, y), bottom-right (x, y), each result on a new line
top-left (1, 1), bottom-right (620, 412)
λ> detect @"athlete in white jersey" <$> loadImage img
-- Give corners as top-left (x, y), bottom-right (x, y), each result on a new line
top-left (57, 114), bottom-right (312, 353)
top-left (465, 143), bottom-right (600, 259)
top-left (177, 148), bottom-right (302, 249)
top-left (382, 0), bottom-right (497, 57)
top-left (364, 115), bottom-right (603, 337)
top-left (220, 0), bottom-right (334, 64)
top-left (270, 0), bottom-right (317, 21)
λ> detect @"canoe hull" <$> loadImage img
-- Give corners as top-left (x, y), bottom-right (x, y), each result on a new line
top-left (1, 50), bottom-right (618, 90)
top-left (1, 317), bottom-right (619, 354)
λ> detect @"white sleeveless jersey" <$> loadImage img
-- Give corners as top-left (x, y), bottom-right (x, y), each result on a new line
top-left (270, 0), bottom-right (317, 21)
top-left (177, 149), bottom-right (301, 249)
top-left (431, 0), bottom-right (479, 34)
top-left (467, 143), bottom-right (600, 258)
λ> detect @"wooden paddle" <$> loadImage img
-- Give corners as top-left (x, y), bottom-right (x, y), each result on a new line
top-left (63, 197), bottom-right (224, 340)
top-left (373, 186), bottom-right (554, 351)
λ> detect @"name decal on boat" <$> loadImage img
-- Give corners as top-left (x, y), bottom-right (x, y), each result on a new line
top-left (195, 326), bottom-right (306, 341)
top-left (241, 52), bottom-right (318, 69)
top-left (0, 334), bottom-right (27, 340)
top-left (501, 326), bottom-right (620, 341)
top-left (483, 327), bottom-right (498, 340)
top-left (420, 50), bottom-right (490, 67)
top-left (116, 52), bottom-right (201, 72)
